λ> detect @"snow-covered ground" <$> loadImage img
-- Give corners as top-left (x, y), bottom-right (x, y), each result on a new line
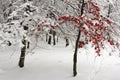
top-left (0, 43), bottom-right (120, 80)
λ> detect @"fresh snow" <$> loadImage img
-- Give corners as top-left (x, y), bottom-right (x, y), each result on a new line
top-left (0, 0), bottom-right (120, 80)
top-left (0, 43), bottom-right (120, 80)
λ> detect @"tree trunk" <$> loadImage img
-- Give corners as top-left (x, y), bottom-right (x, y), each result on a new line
top-left (48, 36), bottom-right (51, 45)
top-left (18, 39), bottom-right (26, 68)
top-left (48, 29), bottom-right (52, 45)
top-left (73, 29), bottom-right (81, 76)
top-left (46, 34), bottom-right (48, 42)
top-left (27, 41), bottom-right (30, 49)
top-left (53, 31), bottom-right (56, 45)
top-left (53, 35), bottom-right (56, 45)
top-left (107, 4), bottom-right (111, 17)
top-left (73, 0), bottom-right (84, 77)
top-left (65, 38), bottom-right (69, 47)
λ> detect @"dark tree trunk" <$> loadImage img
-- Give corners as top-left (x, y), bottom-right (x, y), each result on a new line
top-left (73, 29), bottom-right (81, 76)
top-left (53, 35), bottom-right (56, 45)
top-left (27, 41), bottom-right (30, 49)
top-left (65, 38), bottom-right (69, 47)
top-left (46, 34), bottom-right (48, 42)
top-left (53, 31), bottom-right (56, 45)
top-left (73, 0), bottom-right (85, 77)
top-left (18, 39), bottom-right (26, 68)
top-left (107, 4), bottom-right (111, 17)
top-left (48, 29), bottom-right (52, 45)
top-left (48, 36), bottom-right (51, 45)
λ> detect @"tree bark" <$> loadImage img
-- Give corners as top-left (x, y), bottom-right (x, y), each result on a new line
top-left (18, 39), bottom-right (26, 68)
top-left (27, 41), bottom-right (30, 49)
top-left (73, 29), bottom-right (81, 76)
top-left (48, 29), bottom-right (52, 45)
top-left (73, 0), bottom-right (85, 77)
top-left (46, 34), bottom-right (48, 42)
top-left (107, 4), bottom-right (111, 17)
top-left (53, 31), bottom-right (56, 45)
top-left (48, 36), bottom-right (51, 45)
top-left (65, 38), bottom-right (69, 47)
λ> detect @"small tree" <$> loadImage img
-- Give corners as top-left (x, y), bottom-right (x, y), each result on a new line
top-left (18, 36), bottom-right (27, 67)
top-left (58, 0), bottom-right (119, 76)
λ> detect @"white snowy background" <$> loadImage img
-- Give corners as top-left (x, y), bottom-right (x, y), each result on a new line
top-left (0, 0), bottom-right (120, 80)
